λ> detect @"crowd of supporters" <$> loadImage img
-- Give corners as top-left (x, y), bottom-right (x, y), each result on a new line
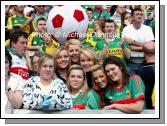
top-left (5, 5), bottom-right (155, 114)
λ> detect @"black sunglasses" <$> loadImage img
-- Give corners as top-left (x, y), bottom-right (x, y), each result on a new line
top-left (37, 5), bottom-right (45, 8)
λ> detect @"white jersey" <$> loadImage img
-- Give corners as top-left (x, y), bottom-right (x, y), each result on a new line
top-left (9, 52), bottom-right (29, 80)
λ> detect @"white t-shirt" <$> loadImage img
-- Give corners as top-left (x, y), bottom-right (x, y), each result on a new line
top-left (122, 24), bottom-right (154, 43)
top-left (122, 24), bottom-right (154, 63)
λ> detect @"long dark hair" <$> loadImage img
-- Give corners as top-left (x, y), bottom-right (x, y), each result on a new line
top-left (5, 48), bottom-right (12, 67)
top-left (103, 56), bottom-right (129, 95)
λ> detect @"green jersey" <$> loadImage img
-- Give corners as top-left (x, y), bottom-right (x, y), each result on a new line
top-left (28, 32), bottom-right (45, 46)
top-left (72, 90), bottom-right (100, 110)
top-left (105, 74), bottom-right (145, 106)
top-left (81, 5), bottom-right (94, 9)
top-left (89, 89), bottom-right (108, 109)
top-left (107, 37), bottom-right (129, 65)
top-left (92, 10), bottom-right (110, 20)
top-left (8, 15), bottom-right (31, 34)
top-left (83, 33), bottom-right (106, 54)
top-left (27, 32), bottom-right (46, 57)
top-left (87, 21), bottom-right (95, 34)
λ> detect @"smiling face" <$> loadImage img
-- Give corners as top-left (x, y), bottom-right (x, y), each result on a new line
top-left (68, 69), bottom-right (84, 91)
top-left (39, 58), bottom-right (54, 81)
top-left (92, 69), bottom-right (107, 88)
top-left (68, 44), bottom-right (80, 63)
top-left (80, 53), bottom-right (95, 72)
top-left (105, 64), bottom-right (122, 83)
top-left (56, 49), bottom-right (70, 69)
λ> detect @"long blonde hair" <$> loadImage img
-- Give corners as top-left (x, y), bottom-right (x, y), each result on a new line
top-left (54, 46), bottom-right (71, 70)
top-left (67, 65), bottom-right (89, 96)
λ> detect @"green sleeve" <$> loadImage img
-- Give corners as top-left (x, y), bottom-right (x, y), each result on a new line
top-left (86, 90), bottom-right (100, 109)
top-left (95, 37), bottom-right (106, 51)
top-left (124, 41), bottom-right (129, 48)
top-left (104, 11), bottom-right (110, 20)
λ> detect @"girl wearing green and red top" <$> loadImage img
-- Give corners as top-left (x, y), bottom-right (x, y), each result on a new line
top-left (67, 65), bottom-right (100, 110)
top-left (103, 56), bottom-right (145, 113)
top-left (91, 64), bottom-right (108, 109)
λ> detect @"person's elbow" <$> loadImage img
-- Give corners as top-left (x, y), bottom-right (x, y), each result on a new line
top-left (134, 100), bottom-right (144, 113)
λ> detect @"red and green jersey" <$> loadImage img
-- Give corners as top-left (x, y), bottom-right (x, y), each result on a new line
top-left (89, 89), bottom-right (107, 109)
top-left (105, 74), bottom-right (145, 106)
top-left (7, 15), bottom-right (31, 34)
top-left (72, 90), bottom-right (100, 110)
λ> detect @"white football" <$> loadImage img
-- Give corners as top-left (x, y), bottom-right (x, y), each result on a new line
top-left (46, 5), bottom-right (89, 44)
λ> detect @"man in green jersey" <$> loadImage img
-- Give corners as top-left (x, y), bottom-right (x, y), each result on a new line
top-left (102, 20), bottom-right (130, 66)
top-left (92, 5), bottom-right (110, 20)
top-left (27, 17), bottom-right (46, 57)
top-left (7, 5), bottom-right (34, 35)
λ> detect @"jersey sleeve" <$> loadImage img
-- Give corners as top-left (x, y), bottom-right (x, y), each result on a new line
top-left (152, 85), bottom-right (155, 108)
top-left (130, 75), bottom-right (145, 102)
top-left (124, 41), bottom-right (129, 48)
top-left (86, 90), bottom-right (100, 109)
top-left (27, 32), bottom-right (36, 46)
top-left (104, 11), bottom-right (110, 20)
top-left (7, 16), bottom-right (13, 30)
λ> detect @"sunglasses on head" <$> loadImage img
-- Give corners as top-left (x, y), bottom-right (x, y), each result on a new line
top-left (37, 5), bottom-right (45, 8)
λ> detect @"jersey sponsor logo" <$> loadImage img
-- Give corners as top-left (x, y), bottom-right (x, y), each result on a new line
top-left (14, 20), bottom-right (18, 23)
top-left (11, 67), bottom-right (29, 80)
top-left (126, 90), bottom-right (131, 97)
top-left (33, 41), bottom-right (37, 45)
top-left (107, 48), bottom-right (123, 58)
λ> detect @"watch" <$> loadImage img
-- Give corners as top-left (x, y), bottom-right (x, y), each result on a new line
top-left (7, 87), bottom-right (11, 92)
